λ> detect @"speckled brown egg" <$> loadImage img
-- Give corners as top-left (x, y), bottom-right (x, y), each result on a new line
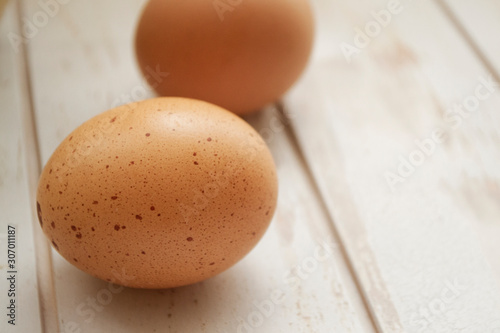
top-left (36, 97), bottom-right (278, 288)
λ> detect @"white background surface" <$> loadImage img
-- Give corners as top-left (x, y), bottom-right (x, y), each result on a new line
top-left (1, 0), bottom-right (500, 332)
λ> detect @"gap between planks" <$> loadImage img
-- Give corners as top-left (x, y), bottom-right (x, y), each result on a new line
top-left (435, 0), bottom-right (500, 85)
top-left (15, 0), bottom-right (60, 332)
top-left (276, 101), bottom-right (382, 333)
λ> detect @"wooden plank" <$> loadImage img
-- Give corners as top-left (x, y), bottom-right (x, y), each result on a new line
top-left (284, 0), bottom-right (500, 332)
top-left (438, 0), bottom-right (500, 77)
top-left (21, 0), bottom-right (376, 331)
top-left (0, 2), bottom-right (44, 332)
top-left (20, 0), bottom-right (151, 161)
top-left (436, 0), bottom-right (500, 317)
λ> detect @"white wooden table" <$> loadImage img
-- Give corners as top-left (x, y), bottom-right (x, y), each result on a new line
top-left (1, 0), bottom-right (500, 332)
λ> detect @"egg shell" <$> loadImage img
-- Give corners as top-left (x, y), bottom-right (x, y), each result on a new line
top-left (135, 0), bottom-right (315, 114)
top-left (36, 97), bottom-right (278, 288)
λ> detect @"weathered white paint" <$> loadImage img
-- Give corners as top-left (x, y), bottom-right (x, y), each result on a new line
top-left (0, 2), bottom-right (43, 332)
top-left (5, 0), bottom-right (500, 331)
top-left (18, 0), bottom-right (375, 332)
top-left (285, 0), bottom-right (500, 331)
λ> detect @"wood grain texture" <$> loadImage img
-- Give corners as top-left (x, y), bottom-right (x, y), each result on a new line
top-left (439, 0), bottom-right (500, 77)
top-left (20, 0), bottom-right (375, 332)
top-left (0, 2), bottom-right (43, 332)
top-left (284, 0), bottom-right (500, 332)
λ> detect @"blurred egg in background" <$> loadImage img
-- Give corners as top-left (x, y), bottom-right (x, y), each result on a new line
top-left (135, 0), bottom-right (315, 115)
top-left (0, 0), bottom-right (10, 18)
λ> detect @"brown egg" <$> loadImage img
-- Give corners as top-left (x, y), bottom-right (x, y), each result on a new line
top-left (134, 0), bottom-right (314, 115)
top-left (36, 97), bottom-right (278, 288)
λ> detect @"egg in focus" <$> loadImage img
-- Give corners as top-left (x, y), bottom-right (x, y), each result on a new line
top-left (36, 97), bottom-right (278, 288)
top-left (135, 0), bottom-right (315, 115)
